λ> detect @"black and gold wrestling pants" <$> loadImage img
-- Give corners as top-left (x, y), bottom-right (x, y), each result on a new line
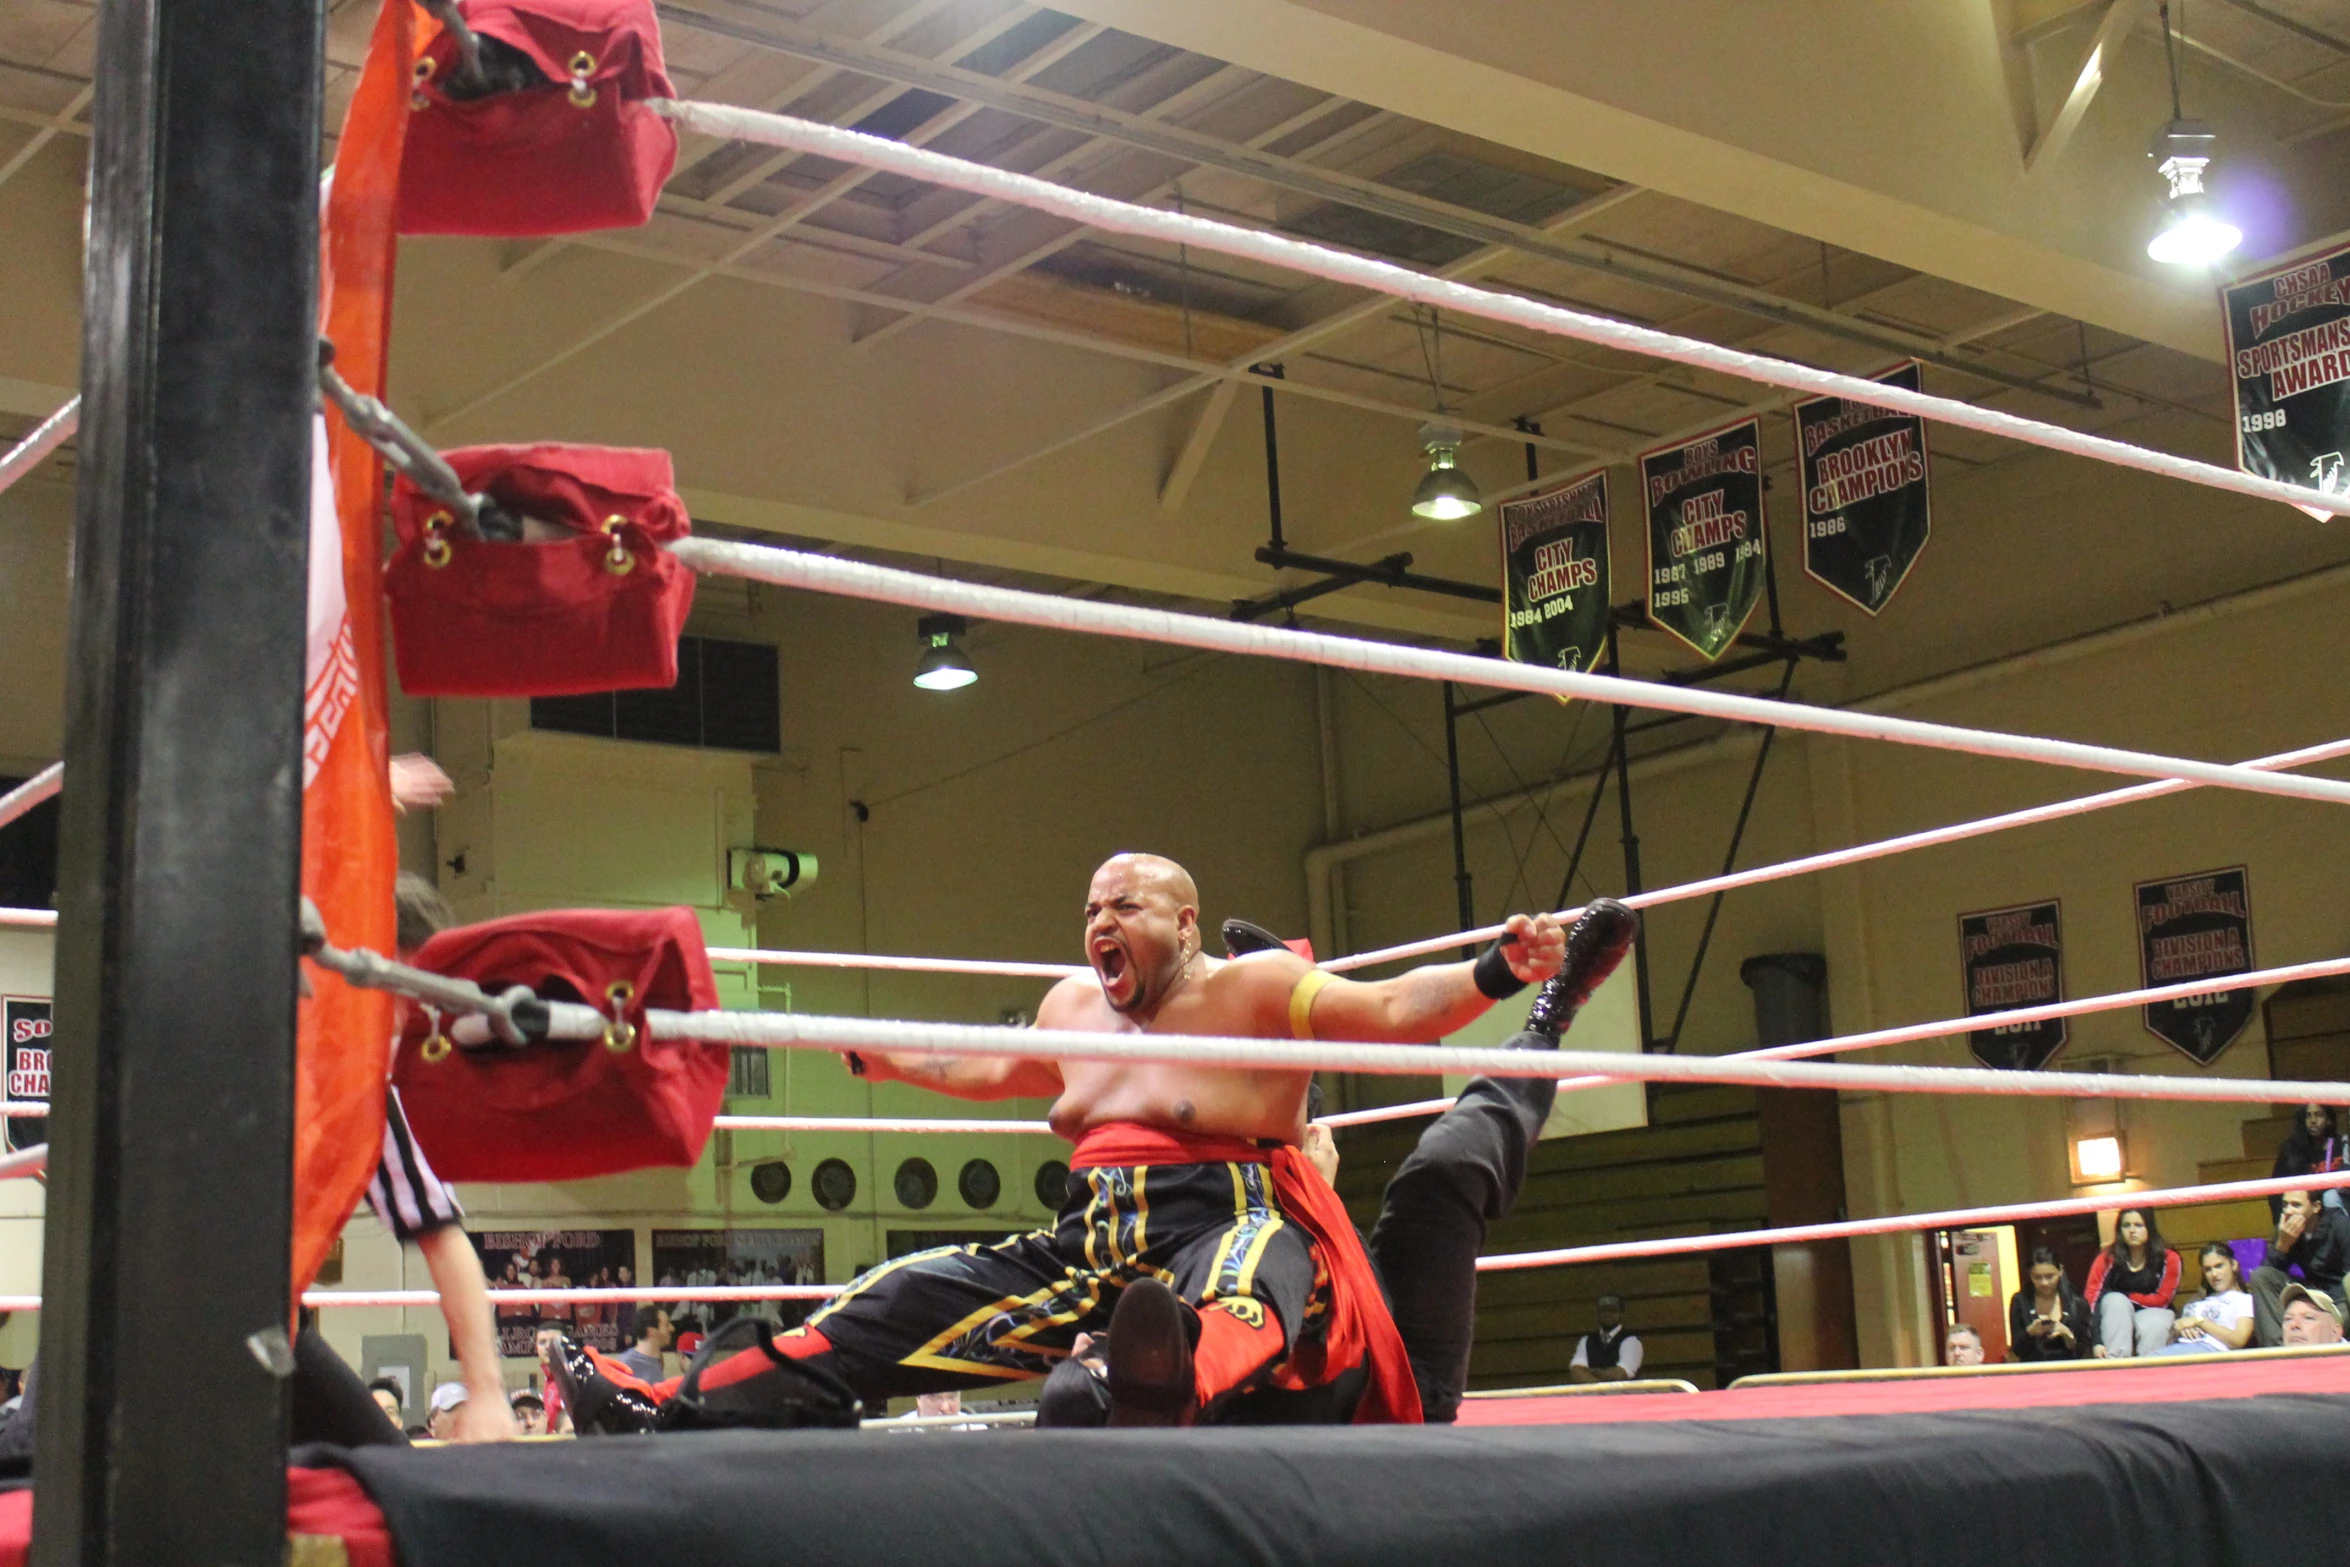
top-left (779, 1153), bottom-right (1326, 1405)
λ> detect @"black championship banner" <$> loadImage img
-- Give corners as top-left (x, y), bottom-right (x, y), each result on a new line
top-left (2224, 243), bottom-right (2350, 515)
top-left (1500, 469), bottom-right (1611, 693)
top-left (1958, 901), bottom-right (2066, 1071)
top-left (2134, 866), bottom-right (2254, 1065)
top-left (3, 998), bottom-right (49, 1153)
top-left (1795, 362), bottom-right (1931, 614)
top-left (651, 1227), bottom-right (826, 1335)
top-left (1642, 417), bottom-right (1766, 660)
top-left (472, 1228), bottom-right (638, 1358)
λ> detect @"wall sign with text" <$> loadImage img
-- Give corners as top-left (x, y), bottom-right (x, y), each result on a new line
top-left (4, 998), bottom-right (50, 1154)
top-left (1641, 417), bottom-right (1766, 661)
top-left (1499, 468), bottom-right (1612, 695)
top-left (2223, 241), bottom-right (2350, 517)
top-left (1958, 901), bottom-right (2066, 1071)
top-left (1794, 362), bottom-right (1931, 614)
top-left (2134, 866), bottom-right (2254, 1065)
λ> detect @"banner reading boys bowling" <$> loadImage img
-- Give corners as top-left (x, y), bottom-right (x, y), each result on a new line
top-left (2134, 866), bottom-right (2254, 1065)
top-left (1641, 417), bottom-right (1765, 660)
top-left (1958, 900), bottom-right (2066, 1071)
top-left (2224, 242), bottom-right (2350, 517)
top-left (1501, 469), bottom-right (1611, 694)
top-left (1795, 362), bottom-right (1931, 614)
top-left (3, 999), bottom-right (49, 1153)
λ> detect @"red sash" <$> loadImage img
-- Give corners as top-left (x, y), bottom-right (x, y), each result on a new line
top-left (1069, 1123), bottom-right (1423, 1425)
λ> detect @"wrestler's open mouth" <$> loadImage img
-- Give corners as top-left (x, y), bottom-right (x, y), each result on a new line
top-left (1093, 939), bottom-right (1131, 998)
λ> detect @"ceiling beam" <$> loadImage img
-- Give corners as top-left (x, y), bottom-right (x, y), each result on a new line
top-left (658, 2), bottom-right (2101, 403)
top-left (2023, 0), bottom-right (2151, 174)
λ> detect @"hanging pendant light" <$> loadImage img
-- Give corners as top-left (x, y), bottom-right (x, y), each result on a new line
top-left (1411, 422), bottom-right (1482, 521)
top-left (2145, 5), bottom-right (2241, 268)
top-left (913, 613), bottom-right (977, 690)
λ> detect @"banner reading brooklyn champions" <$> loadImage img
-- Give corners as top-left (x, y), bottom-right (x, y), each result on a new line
top-left (1795, 362), bottom-right (1930, 614)
top-left (2223, 242), bottom-right (2350, 515)
top-left (3, 999), bottom-right (50, 1154)
top-left (1641, 417), bottom-right (1765, 660)
top-left (1958, 901), bottom-right (2066, 1072)
top-left (1500, 469), bottom-right (1611, 695)
top-left (2134, 866), bottom-right (2254, 1066)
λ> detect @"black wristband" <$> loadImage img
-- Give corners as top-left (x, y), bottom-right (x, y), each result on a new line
top-left (1472, 941), bottom-right (1527, 1000)
top-left (844, 1051), bottom-right (868, 1077)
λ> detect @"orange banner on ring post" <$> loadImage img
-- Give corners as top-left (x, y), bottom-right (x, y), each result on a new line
top-left (295, 0), bottom-right (415, 1300)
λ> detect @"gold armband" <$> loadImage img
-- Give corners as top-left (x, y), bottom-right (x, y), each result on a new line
top-left (1289, 968), bottom-right (1334, 1041)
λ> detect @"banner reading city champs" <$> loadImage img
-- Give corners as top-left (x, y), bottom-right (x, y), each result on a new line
top-left (2134, 866), bottom-right (2255, 1065)
top-left (3, 999), bottom-right (49, 1154)
top-left (1795, 362), bottom-right (1931, 614)
top-left (2224, 242), bottom-right (2350, 515)
top-left (1641, 417), bottom-right (1766, 660)
top-left (472, 1228), bottom-right (638, 1358)
top-left (1500, 470), bottom-right (1611, 693)
top-left (1958, 901), bottom-right (2067, 1071)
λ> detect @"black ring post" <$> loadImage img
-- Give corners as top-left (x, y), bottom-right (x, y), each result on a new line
top-left (34, 0), bottom-right (322, 1557)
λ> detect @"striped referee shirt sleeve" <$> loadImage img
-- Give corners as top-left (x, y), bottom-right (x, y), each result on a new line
top-left (364, 1086), bottom-right (465, 1243)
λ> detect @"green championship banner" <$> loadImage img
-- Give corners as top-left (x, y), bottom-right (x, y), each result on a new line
top-left (2134, 866), bottom-right (2254, 1066)
top-left (2223, 242), bottom-right (2350, 516)
top-left (1500, 468), bottom-right (1611, 694)
top-left (1641, 417), bottom-right (1766, 660)
top-left (1958, 900), bottom-right (2066, 1071)
top-left (1795, 362), bottom-right (1931, 614)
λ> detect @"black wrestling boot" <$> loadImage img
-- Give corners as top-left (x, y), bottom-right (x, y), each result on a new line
top-left (1524, 899), bottom-right (1640, 1043)
top-left (1219, 918), bottom-right (1288, 958)
top-left (656, 1316), bottom-right (862, 1432)
top-left (541, 1333), bottom-right (660, 1436)
top-left (1035, 1356), bottom-right (1112, 1428)
top-left (1104, 1278), bottom-right (1200, 1428)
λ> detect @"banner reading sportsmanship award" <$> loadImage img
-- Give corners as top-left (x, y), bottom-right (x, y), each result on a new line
top-left (1795, 362), bottom-right (1931, 613)
top-left (1958, 900), bottom-right (2066, 1071)
top-left (1500, 469), bottom-right (1611, 693)
top-left (2224, 242), bottom-right (2350, 515)
top-left (1642, 417), bottom-right (1765, 660)
top-left (2134, 866), bottom-right (2254, 1065)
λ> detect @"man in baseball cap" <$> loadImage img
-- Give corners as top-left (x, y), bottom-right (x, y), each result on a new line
top-left (427, 1379), bottom-right (472, 1439)
top-left (2279, 1282), bottom-right (2345, 1346)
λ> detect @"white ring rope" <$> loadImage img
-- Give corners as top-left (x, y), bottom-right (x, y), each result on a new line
top-left (1324, 735), bottom-right (2350, 974)
top-left (569, 1006), bottom-right (2350, 1108)
top-left (1322, 947), bottom-right (2350, 1129)
top-left (0, 1144), bottom-right (44, 1182)
top-left (651, 98), bottom-right (2350, 523)
top-left (706, 945), bottom-right (1082, 979)
top-left (0, 764), bottom-right (61, 836)
top-left (671, 536), bottom-right (2350, 808)
top-left (715, 1114), bottom-right (1055, 1135)
top-left (1477, 1167), bottom-right (2350, 1272)
top-left (0, 403), bottom-right (76, 497)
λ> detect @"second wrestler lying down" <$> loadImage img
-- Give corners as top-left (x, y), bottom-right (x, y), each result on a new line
top-left (545, 854), bottom-right (1634, 1429)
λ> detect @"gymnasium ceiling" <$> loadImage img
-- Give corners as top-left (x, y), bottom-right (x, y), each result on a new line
top-left (1, 0), bottom-right (2348, 687)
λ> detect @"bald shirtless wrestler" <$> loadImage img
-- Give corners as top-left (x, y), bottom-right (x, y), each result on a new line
top-left (546, 853), bottom-right (1579, 1430)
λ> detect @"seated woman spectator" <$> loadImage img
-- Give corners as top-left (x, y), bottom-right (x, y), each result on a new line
top-left (2007, 1247), bottom-right (2093, 1361)
top-left (2151, 1243), bottom-right (2255, 1356)
top-left (2272, 1103), bottom-right (2345, 1219)
top-left (2085, 1207), bottom-right (2181, 1358)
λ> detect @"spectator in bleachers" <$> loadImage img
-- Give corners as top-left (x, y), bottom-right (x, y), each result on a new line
top-left (1942, 1323), bottom-right (1985, 1366)
top-left (1567, 1293), bottom-right (1643, 1383)
top-left (2280, 1282), bottom-right (2344, 1346)
top-left (2085, 1208), bottom-right (2179, 1358)
top-left (2253, 1189), bottom-right (2350, 1346)
top-left (2152, 1243), bottom-right (2255, 1355)
top-left (2271, 1103), bottom-right (2345, 1219)
top-left (366, 1377), bottom-right (405, 1428)
top-left (613, 1307), bottom-right (674, 1382)
top-left (2008, 1246), bottom-right (2093, 1361)
top-left (509, 1390), bottom-right (546, 1435)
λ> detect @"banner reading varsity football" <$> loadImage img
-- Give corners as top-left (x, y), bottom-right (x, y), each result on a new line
top-left (2224, 242), bottom-right (2350, 518)
top-left (1500, 469), bottom-right (1611, 694)
top-left (1642, 417), bottom-right (1766, 660)
top-left (1795, 362), bottom-right (1931, 614)
top-left (3, 999), bottom-right (49, 1153)
top-left (2134, 866), bottom-right (2254, 1065)
top-left (1958, 901), bottom-right (2067, 1071)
